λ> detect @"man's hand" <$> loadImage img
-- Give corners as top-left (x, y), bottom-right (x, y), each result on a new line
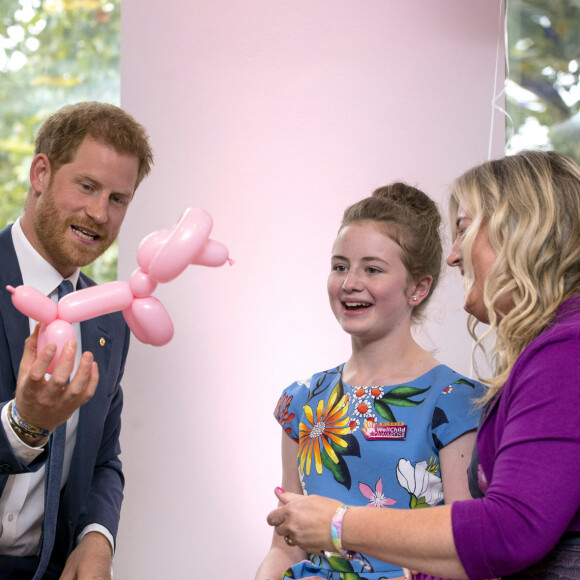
top-left (59, 532), bottom-right (113, 580)
top-left (14, 325), bottom-right (99, 433)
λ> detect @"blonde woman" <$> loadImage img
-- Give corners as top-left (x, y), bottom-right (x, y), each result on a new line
top-left (266, 150), bottom-right (580, 579)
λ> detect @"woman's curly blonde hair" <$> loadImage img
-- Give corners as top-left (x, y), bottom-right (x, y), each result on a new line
top-left (449, 150), bottom-right (580, 401)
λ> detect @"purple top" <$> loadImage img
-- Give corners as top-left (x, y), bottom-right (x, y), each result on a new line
top-left (452, 295), bottom-right (580, 579)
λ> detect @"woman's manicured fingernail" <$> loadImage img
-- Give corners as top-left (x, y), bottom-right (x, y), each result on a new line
top-left (275, 487), bottom-right (285, 493)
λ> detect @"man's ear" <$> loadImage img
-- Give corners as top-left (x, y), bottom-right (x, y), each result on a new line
top-left (29, 154), bottom-right (51, 195)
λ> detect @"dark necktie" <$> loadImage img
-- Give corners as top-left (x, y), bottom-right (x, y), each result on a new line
top-left (33, 280), bottom-right (74, 579)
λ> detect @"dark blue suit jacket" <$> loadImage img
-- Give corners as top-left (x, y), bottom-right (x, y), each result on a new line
top-left (0, 224), bottom-right (128, 570)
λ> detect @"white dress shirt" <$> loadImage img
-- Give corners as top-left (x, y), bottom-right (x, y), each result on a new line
top-left (0, 218), bottom-right (113, 556)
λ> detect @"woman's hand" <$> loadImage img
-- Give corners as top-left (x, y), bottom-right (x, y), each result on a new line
top-left (266, 489), bottom-right (341, 554)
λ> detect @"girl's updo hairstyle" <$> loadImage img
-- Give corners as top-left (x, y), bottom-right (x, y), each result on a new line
top-left (340, 181), bottom-right (443, 321)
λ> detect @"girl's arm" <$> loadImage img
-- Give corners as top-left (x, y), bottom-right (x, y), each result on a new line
top-left (255, 433), bottom-right (310, 580)
top-left (439, 430), bottom-right (476, 503)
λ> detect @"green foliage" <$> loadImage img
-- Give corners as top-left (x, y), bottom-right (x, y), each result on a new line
top-left (4, 0), bottom-right (579, 282)
top-left (409, 494), bottom-right (432, 509)
top-left (0, 0), bottom-right (120, 282)
top-left (507, 0), bottom-right (580, 163)
top-left (374, 386), bottom-right (430, 423)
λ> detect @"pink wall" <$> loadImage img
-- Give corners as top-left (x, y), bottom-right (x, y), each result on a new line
top-left (116, 1), bottom-right (504, 577)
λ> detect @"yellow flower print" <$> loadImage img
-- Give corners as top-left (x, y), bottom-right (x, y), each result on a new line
top-left (298, 390), bottom-right (350, 476)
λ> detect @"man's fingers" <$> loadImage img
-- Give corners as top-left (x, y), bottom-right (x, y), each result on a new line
top-left (27, 324), bottom-right (41, 349)
top-left (68, 353), bottom-right (99, 398)
top-left (48, 339), bottom-right (77, 386)
top-left (26, 342), bottom-right (57, 382)
top-left (14, 331), bottom-right (98, 432)
top-left (87, 361), bottom-right (99, 396)
top-left (19, 326), bottom-right (42, 373)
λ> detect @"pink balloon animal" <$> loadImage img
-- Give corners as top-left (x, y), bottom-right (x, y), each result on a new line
top-left (7, 207), bottom-right (231, 373)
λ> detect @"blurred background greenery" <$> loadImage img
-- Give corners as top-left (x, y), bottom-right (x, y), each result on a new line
top-left (506, 0), bottom-right (580, 159)
top-left (0, 0), bottom-right (120, 282)
top-left (1, 0), bottom-right (579, 282)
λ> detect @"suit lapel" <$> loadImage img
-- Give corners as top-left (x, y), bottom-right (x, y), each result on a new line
top-left (0, 225), bottom-right (30, 395)
top-left (77, 274), bottom-right (115, 383)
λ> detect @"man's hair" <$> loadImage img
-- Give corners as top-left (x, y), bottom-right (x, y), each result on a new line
top-left (449, 149), bottom-right (580, 399)
top-left (34, 101), bottom-right (153, 189)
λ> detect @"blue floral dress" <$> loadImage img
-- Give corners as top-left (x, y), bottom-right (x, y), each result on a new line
top-left (274, 364), bottom-right (484, 580)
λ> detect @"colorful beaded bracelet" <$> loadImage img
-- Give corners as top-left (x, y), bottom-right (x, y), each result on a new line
top-left (324, 503), bottom-right (373, 572)
top-left (9, 400), bottom-right (51, 438)
top-left (330, 503), bottom-right (349, 553)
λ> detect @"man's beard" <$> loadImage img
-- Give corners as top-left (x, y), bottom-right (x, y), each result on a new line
top-left (34, 188), bottom-right (114, 270)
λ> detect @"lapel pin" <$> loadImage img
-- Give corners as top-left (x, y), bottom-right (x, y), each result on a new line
top-left (362, 421), bottom-right (407, 441)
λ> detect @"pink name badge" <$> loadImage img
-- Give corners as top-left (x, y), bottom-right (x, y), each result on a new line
top-left (362, 421), bottom-right (407, 441)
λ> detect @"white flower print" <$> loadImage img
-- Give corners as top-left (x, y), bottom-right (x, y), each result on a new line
top-left (396, 458), bottom-right (444, 508)
top-left (349, 416), bottom-right (361, 433)
top-left (352, 396), bottom-right (373, 418)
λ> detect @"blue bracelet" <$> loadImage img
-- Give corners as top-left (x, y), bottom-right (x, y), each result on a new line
top-left (9, 400), bottom-right (51, 437)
